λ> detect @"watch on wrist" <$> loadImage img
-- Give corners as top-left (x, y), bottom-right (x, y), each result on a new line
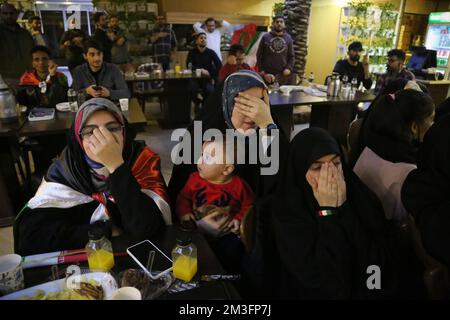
top-left (266, 123), bottom-right (278, 133)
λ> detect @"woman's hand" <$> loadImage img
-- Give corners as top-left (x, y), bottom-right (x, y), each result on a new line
top-left (330, 162), bottom-right (346, 207)
top-left (312, 163), bottom-right (339, 207)
top-left (85, 126), bottom-right (124, 173)
top-left (234, 90), bottom-right (274, 129)
top-left (196, 210), bottom-right (231, 238)
top-left (180, 213), bottom-right (195, 222)
top-left (228, 219), bottom-right (240, 234)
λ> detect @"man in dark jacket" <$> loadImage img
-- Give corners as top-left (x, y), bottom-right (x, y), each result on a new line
top-left (71, 38), bottom-right (129, 101)
top-left (17, 45), bottom-right (68, 109)
top-left (93, 12), bottom-right (113, 63)
top-left (256, 16), bottom-right (295, 85)
top-left (332, 41), bottom-right (372, 90)
top-left (186, 32), bottom-right (222, 103)
top-left (0, 4), bottom-right (34, 80)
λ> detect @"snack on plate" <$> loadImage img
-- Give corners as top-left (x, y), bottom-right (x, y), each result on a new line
top-left (18, 280), bottom-right (104, 300)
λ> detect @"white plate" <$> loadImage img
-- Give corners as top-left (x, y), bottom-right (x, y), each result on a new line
top-left (56, 102), bottom-right (71, 112)
top-left (0, 271), bottom-right (118, 300)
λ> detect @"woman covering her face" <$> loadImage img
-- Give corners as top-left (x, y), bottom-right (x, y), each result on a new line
top-left (257, 128), bottom-right (398, 299)
top-left (15, 98), bottom-right (171, 255)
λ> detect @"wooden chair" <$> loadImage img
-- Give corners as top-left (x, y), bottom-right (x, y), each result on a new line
top-left (240, 206), bottom-right (256, 254)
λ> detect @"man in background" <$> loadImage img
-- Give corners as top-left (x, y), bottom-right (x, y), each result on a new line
top-left (71, 38), bottom-right (129, 100)
top-left (219, 44), bottom-right (251, 82)
top-left (256, 16), bottom-right (295, 85)
top-left (149, 14), bottom-right (177, 71)
top-left (28, 15), bottom-right (49, 48)
top-left (60, 29), bottom-right (86, 73)
top-left (193, 17), bottom-right (233, 62)
top-left (108, 14), bottom-right (130, 69)
top-left (333, 41), bottom-right (372, 90)
top-left (186, 32), bottom-right (222, 105)
top-left (0, 3), bottom-right (34, 81)
top-left (375, 49), bottom-right (415, 94)
top-left (93, 12), bottom-right (113, 63)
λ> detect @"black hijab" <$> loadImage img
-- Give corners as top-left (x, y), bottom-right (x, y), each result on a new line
top-left (355, 90), bottom-right (434, 165)
top-left (401, 114), bottom-right (450, 265)
top-left (266, 128), bottom-right (396, 299)
top-left (46, 98), bottom-right (142, 195)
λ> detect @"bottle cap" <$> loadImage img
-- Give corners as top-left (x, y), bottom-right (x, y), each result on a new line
top-left (176, 237), bottom-right (192, 246)
top-left (88, 225), bottom-right (104, 240)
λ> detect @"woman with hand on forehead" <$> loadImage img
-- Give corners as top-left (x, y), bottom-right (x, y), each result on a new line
top-left (15, 98), bottom-right (171, 255)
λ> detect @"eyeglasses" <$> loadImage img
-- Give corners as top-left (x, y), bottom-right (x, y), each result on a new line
top-left (80, 122), bottom-right (123, 139)
top-left (387, 58), bottom-right (399, 63)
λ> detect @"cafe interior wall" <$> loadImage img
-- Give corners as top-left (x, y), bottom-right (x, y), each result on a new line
top-left (304, 0), bottom-right (447, 85)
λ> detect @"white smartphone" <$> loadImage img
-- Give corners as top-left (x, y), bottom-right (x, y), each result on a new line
top-left (126, 240), bottom-right (173, 279)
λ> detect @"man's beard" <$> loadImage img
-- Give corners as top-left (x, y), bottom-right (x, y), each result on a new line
top-left (350, 55), bottom-right (360, 62)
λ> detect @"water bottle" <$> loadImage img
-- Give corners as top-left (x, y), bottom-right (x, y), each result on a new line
top-left (188, 62), bottom-right (193, 71)
top-left (67, 89), bottom-right (78, 112)
top-left (327, 73), bottom-right (341, 97)
top-left (351, 77), bottom-right (358, 92)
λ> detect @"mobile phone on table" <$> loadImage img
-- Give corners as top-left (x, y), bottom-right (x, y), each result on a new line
top-left (126, 240), bottom-right (173, 280)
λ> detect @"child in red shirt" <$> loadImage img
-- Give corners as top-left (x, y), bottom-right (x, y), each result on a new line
top-left (176, 139), bottom-right (255, 234)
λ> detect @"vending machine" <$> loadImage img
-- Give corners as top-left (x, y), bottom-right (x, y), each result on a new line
top-left (425, 12), bottom-right (450, 78)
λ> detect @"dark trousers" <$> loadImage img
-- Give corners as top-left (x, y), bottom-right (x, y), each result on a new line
top-left (190, 79), bottom-right (215, 103)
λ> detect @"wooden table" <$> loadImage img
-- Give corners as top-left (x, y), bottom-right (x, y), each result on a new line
top-left (126, 73), bottom-right (207, 128)
top-left (270, 90), bottom-right (376, 145)
top-left (22, 226), bottom-right (240, 300)
top-left (20, 98), bottom-right (147, 137)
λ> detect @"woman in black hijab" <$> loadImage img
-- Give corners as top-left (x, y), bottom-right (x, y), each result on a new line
top-left (402, 115), bottom-right (450, 267)
top-left (260, 128), bottom-right (398, 299)
top-left (14, 98), bottom-right (171, 255)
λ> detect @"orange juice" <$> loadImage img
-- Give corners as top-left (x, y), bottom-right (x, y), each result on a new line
top-left (88, 249), bottom-right (115, 271)
top-left (173, 255), bottom-right (197, 282)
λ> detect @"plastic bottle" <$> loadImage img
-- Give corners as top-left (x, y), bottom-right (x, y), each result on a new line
top-left (171, 237), bottom-right (197, 282)
top-left (86, 225), bottom-right (115, 271)
top-left (67, 89), bottom-right (78, 112)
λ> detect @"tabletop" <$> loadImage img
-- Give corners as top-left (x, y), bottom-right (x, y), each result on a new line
top-left (19, 98), bottom-right (146, 137)
top-left (270, 90), bottom-right (376, 107)
top-left (22, 226), bottom-right (241, 300)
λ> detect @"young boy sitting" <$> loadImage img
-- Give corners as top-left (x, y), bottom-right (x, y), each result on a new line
top-left (176, 138), bottom-right (255, 235)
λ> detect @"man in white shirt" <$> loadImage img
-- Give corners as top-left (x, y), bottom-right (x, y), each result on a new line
top-left (193, 17), bottom-right (233, 62)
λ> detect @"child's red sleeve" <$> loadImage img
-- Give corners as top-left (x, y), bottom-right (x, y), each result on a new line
top-left (234, 179), bottom-right (256, 222)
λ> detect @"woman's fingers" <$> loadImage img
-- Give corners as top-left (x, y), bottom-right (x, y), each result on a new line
top-left (88, 132), bottom-right (102, 147)
top-left (92, 128), bottom-right (108, 145)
